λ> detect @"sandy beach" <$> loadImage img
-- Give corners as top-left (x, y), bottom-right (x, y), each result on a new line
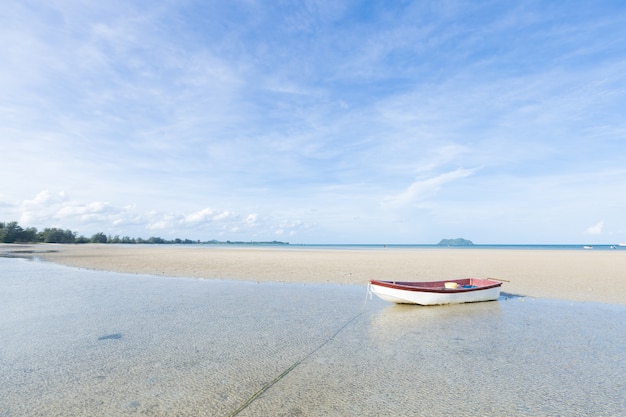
top-left (2, 245), bottom-right (625, 416)
top-left (5, 243), bottom-right (625, 305)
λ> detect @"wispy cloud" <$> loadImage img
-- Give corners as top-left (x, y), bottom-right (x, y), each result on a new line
top-left (586, 221), bottom-right (604, 235)
top-left (2, 1), bottom-right (626, 243)
top-left (384, 168), bottom-right (479, 208)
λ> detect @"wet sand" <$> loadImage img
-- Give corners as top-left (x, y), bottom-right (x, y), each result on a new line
top-left (6, 243), bottom-right (626, 304)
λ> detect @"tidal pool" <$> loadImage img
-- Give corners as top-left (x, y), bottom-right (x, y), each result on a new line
top-left (0, 256), bottom-right (624, 416)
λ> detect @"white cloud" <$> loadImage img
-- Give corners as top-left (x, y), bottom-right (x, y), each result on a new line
top-left (24, 191), bottom-right (69, 206)
top-left (274, 219), bottom-right (305, 237)
top-left (212, 211), bottom-right (235, 222)
top-left (184, 208), bottom-right (238, 224)
top-left (10, 191), bottom-right (309, 241)
top-left (56, 202), bottom-right (110, 217)
top-left (586, 221), bottom-right (604, 235)
top-left (184, 208), bottom-right (217, 224)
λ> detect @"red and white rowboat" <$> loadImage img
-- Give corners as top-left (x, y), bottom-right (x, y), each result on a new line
top-left (369, 278), bottom-right (502, 305)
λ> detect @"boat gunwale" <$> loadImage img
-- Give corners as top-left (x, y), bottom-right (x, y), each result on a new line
top-left (369, 278), bottom-right (502, 294)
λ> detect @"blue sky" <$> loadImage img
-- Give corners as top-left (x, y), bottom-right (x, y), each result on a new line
top-left (2, 0), bottom-right (625, 244)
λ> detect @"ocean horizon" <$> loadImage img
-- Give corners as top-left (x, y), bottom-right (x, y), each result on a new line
top-left (202, 242), bottom-right (625, 251)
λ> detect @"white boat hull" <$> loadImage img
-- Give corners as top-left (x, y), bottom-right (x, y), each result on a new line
top-left (369, 280), bottom-right (501, 305)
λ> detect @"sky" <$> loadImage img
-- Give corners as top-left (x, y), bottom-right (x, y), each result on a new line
top-left (2, 0), bottom-right (626, 244)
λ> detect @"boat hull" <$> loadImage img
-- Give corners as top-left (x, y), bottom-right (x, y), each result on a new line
top-left (369, 278), bottom-right (502, 305)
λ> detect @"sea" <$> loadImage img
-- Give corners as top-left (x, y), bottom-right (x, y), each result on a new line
top-left (1, 254), bottom-right (624, 416)
top-left (285, 243), bottom-right (624, 251)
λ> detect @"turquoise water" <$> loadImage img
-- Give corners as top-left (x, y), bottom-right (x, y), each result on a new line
top-left (1, 256), bottom-right (624, 416)
top-left (211, 243), bottom-right (625, 251)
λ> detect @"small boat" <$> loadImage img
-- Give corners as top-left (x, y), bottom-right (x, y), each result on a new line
top-left (583, 245), bottom-right (593, 249)
top-left (369, 278), bottom-right (502, 305)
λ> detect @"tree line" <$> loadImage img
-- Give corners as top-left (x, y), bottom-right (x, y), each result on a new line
top-left (0, 221), bottom-right (199, 244)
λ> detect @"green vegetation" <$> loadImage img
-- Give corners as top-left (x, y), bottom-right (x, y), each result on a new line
top-left (437, 238), bottom-right (474, 246)
top-left (0, 221), bottom-right (288, 245)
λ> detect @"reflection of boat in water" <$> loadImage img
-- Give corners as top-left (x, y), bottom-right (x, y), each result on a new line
top-left (368, 299), bottom-right (503, 343)
top-left (369, 278), bottom-right (502, 305)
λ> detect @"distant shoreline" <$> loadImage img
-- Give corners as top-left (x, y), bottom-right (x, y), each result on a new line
top-left (2, 243), bottom-right (624, 305)
top-left (2, 241), bottom-right (623, 250)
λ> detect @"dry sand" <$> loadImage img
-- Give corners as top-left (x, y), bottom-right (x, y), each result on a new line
top-left (4, 243), bottom-right (625, 304)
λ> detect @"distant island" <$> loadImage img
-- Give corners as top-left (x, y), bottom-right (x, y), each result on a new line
top-left (437, 238), bottom-right (474, 246)
top-left (205, 240), bottom-right (289, 245)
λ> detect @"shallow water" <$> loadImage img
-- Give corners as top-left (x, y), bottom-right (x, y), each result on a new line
top-left (1, 257), bottom-right (624, 416)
